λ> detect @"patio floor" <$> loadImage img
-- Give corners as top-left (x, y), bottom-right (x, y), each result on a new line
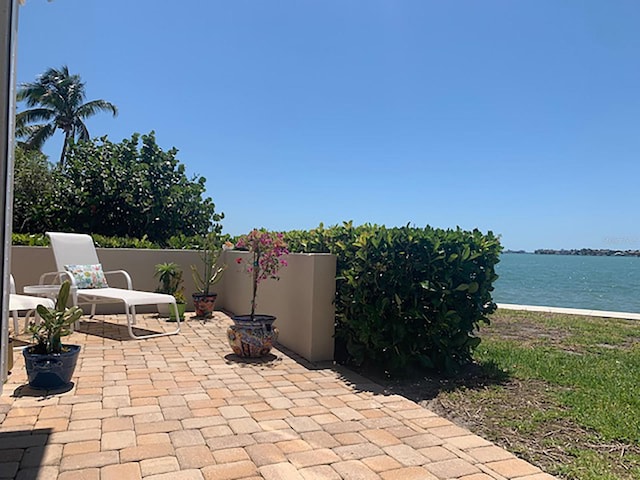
top-left (1, 312), bottom-right (557, 480)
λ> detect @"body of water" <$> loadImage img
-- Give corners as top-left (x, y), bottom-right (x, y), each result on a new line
top-left (493, 253), bottom-right (640, 313)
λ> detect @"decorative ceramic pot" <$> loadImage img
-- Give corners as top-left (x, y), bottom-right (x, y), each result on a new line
top-left (23, 345), bottom-right (81, 389)
top-left (192, 293), bottom-right (217, 318)
top-left (227, 314), bottom-right (278, 357)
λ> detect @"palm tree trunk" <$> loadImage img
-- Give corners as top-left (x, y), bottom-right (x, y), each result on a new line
top-left (60, 131), bottom-right (72, 166)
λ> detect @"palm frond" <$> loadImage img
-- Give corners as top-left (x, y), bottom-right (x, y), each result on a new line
top-left (24, 123), bottom-right (56, 151)
top-left (17, 84), bottom-right (49, 107)
top-left (16, 108), bottom-right (56, 125)
top-left (75, 121), bottom-right (90, 141)
top-left (15, 123), bottom-right (40, 141)
top-left (76, 99), bottom-right (118, 118)
top-left (15, 66), bottom-right (117, 161)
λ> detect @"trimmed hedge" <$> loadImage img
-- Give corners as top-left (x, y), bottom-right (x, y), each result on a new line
top-left (10, 232), bottom-right (230, 250)
top-left (284, 223), bottom-right (502, 375)
top-left (14, 223), bottom-right (501, 376)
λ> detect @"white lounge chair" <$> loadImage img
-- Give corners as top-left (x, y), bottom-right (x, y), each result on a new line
top-left (42, 232), bottom-right (180, 340)
top-left (9, 274), bottom-right (55, 334)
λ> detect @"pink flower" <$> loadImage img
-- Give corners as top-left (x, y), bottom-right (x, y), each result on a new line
top-left (235, 229), bottom-right (289, 319)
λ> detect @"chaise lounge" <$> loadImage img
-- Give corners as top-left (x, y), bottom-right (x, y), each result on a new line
top-left (41, 232), bottom-right (181, 340)
top-left (9, 274), bottom-right (55, 334)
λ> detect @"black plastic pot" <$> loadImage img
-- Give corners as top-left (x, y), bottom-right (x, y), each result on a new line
top-left (23, 345), bottom-right (81, 389)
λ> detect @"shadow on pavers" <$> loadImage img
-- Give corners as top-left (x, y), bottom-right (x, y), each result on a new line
top-left (0, 428), bottom-right (53, 479)
top-left (74, 319), bottom-right (162, 341)
top-left (275, 342), bottom-right (510, 403)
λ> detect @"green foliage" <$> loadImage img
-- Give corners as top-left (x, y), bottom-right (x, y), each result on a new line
top-left (12, 131), bottom-right (223, 242)
top-left (12, 146), bottom-right (58, 233)
top-left (60, 132), bottom-right (222, 241)
top-left (154, 262), bottom-right (185, 303)
top-left (16, 65), bottom-right (118, 165)
top-left (477, 339), bottom-right (640, 444)
top-left (10, 232), bottom-right (226, 250)
top-left (283, 222), bottom-right (502, 375)
top-left (29, 281), bottom-right (83, 354)
top-left (190, 231), bottom-right (226, 295)
top-left (472, 311), bottom-right (640, 479)
top-left (11, 232), bottom-right (50, 246)
top-left (90, 234), bottom-right (158, 249)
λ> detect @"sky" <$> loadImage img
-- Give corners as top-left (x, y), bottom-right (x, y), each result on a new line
top-left (14, 0), bottom-right (640, 251)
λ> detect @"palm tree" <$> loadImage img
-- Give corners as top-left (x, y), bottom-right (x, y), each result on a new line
top-left (16, 66), bottom-right (118, 165)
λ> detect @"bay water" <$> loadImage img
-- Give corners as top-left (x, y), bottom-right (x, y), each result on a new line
top-left (493, 253), bottom-right (640, 313)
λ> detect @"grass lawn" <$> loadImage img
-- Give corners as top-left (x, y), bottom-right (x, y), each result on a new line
top-left (378, 309), bottom-right (640, 480)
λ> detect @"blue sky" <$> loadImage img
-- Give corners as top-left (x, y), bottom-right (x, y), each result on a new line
top-left (15, 0), bottom-right (640, 251)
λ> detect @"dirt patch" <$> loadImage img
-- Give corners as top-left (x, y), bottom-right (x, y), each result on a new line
top-left (480, 310), bottom-right (572, 348)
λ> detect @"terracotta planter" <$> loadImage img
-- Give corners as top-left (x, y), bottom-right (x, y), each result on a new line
top-left (192, 293), bottom-right (217, 318)
top-left (227, 314), bottom-right (278, 358)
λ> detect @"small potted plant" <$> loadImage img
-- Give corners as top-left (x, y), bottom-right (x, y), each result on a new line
top-left (227, 229), bottom-right (289, 357)
top-left (190, 232), bottom-right (226, 319)
top-left (23, 281), bottom-right (83, 389)
top-left (154, 262), bottom-right (186, 321)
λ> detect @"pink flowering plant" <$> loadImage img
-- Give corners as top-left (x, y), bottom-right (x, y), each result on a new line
top-left (235, 229), bottom-right (289, 320)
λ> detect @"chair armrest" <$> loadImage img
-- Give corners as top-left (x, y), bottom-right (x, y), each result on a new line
top-left (103, 270), bottom-right (133, 290)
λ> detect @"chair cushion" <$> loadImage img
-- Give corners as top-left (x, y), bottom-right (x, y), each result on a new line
top-left (64, 263), bottom-right (109, 289)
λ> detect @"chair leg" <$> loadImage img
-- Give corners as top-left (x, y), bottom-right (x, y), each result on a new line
top-left (12, 311), bottom-right (19, 334)
top-left (124, 302), bottom-right (180, 340)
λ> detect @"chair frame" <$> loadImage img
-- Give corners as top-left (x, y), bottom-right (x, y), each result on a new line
top-left (9, 274), bottom-right (54, 334)
top-left (43, 232), bottom-right (181, 340)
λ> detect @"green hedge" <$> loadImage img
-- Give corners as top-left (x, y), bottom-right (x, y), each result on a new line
top-left (14, 224), bottom-right (501, 375)
top-left (10, 232), bottom-right (227, 250)
top-left (284, 223), bottom-right (502, 375)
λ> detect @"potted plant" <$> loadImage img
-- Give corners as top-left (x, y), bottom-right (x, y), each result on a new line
top-left (23, 281), bottom-right (83, 389)
top-left (227, 229), bottom-right (289, 357)
top-left (154, 262), bottom-right (186, 321)
top-left (171, 290), bottom-right (186, 321)
top-left (190, 233), bottom-right (226, 319)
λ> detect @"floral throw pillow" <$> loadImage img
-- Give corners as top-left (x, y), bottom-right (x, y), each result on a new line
top-left (64, 264), bottom-right (109, 289)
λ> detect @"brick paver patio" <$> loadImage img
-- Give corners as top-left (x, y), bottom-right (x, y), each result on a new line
top-left (1, 313), bottom-right (557, 479)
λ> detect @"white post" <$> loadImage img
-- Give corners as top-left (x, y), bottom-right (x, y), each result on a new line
top-left (0, 0), bottom-right (20, 392)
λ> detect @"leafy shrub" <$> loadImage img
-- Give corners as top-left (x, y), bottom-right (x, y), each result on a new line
top-left (284, 222), bottom-right (502, 375)
top-left (12, 133), bottom-right (223, 241)
top-left (13, 221), bottom-right (502, 376)
top-left (11, 233), bottom-right (49, 246)
top-left (12, 146), bottom-right (58, 233)
top-left (11, 232), bottom-right (231, 250)
top-left (91, 234), bottom-right (159, 249)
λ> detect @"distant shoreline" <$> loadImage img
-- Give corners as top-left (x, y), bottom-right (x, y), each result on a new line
top-left (504, 249), bottom-right (640, 257)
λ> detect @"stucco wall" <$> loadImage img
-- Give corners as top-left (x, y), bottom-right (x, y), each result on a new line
top-left (218, 250), bottom-right (336, 362)
top-left (11, 246), bottom-right (337, 362)
top-left (11, 246), bottom-right (202, 310)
